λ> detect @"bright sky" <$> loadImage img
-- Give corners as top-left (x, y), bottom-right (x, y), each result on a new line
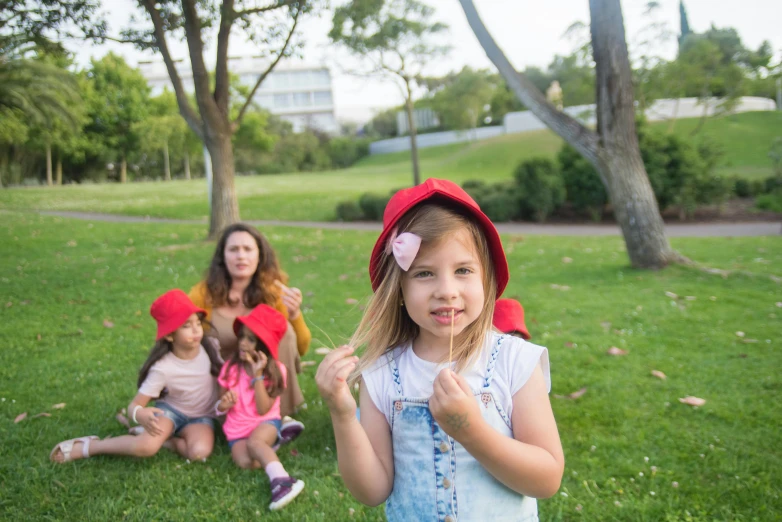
top-left (69, 0), bottom-right (781, 124)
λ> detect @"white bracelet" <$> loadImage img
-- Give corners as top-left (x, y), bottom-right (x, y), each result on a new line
top-left (132, 404), bottom-right (142, 424)
top-left (214, 399), bottom-right (227, 416)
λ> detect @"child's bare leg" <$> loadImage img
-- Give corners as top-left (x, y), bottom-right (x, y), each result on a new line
top-left (246, 423), bottom-right (279, 467)
top-left (173, 423), bottom-right (214, 461)
top-left (230, 440), bottom-right (263, 469)
top-left (51, 419), bottom-right (175, 462)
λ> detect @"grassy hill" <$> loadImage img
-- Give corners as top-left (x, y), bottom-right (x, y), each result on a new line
top-left (0, 111), bottom-right (780, 222)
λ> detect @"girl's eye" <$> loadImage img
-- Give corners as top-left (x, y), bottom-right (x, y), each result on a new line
top-left (414, 271), bottom-right (433, 278)
top-left (456, 268), bottom-right (473, 275)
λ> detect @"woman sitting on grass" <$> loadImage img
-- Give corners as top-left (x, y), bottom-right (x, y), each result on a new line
top-left (50, 290), bottom-right (222, 463)
top-left (188, 222), bottom-right (310, 443)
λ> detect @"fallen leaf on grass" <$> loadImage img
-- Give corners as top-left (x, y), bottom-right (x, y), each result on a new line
top-left (741, 338), bottom-right (759, 344)
top-left (314, 347), bottom-right (332, 355)
top-left (52, 403), bottom-right (66, 409)
top-left (776, 302), bottom-right (782, 308)
top-left (345, 298), bottom-right (359, 305)
top-left (735, 331), bottom-right (745, 338)
top-left (66, 240), bottom-right (77, 247)
top-left (607, 347), bottom-right (628, 356)
top-left (600, 321), bottom-right (612, 331)
top-left (679, 396), bottom-right (706, 407)
top-left (14, 412), bottom-right (27, 423)
top-left (36, 334), bottom-right (41, 341)
top-left (338, 274), bottom-right (349, 281)
top-left (554, 387), bottom-right (587, 400)
top-left (562, 257), bottom-right (573, 264)
top-left (564, 342), bottom-right (575, 348)
top-left (550, 284), bottom-right (571, 291)
top-left (290, 449), bottom-right (300, 456)
top-left (300, 360), bottom-right (317, 368)
top-left (685, 296), bottom-right (697, 301)
top-left (32, 412), bottom-right (51, 419)
top-left (651, 370), bottom-right (667, 380)
top-left (103, 320), bottom-right (114, 328)
top-left (664, 291), bottom-right (678, 299)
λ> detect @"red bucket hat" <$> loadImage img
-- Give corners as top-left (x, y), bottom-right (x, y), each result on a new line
top-left (150, 289), bottom-right (206, 341)
top-left (233, 305), bottom-right (288, 360)
top-left (369, 178), bottom-right (509, 296)
top-left (493, 298), bottom-right (531, 340)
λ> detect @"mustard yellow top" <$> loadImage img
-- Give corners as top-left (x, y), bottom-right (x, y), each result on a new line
top-left (188, 281), bottom-right (311, 356)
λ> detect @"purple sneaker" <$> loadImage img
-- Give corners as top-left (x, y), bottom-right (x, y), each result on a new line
top-left (269, 476), bottom-right (305, 511)
top-left (273, 417), bottom-right (304, 450)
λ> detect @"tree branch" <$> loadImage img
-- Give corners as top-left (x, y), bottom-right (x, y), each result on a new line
top-left (233, 0), bottom-right (299, 18)
top-left (180, 0), bottom-right (221, 129)
top-left (457, 0), bottom-right (600, 165)
top-left (214, 0), bottom-right (235, 116)
top-left (139, 0), bottom-right (203, 139)
top-left (231, 6), bottom-right (302, 131)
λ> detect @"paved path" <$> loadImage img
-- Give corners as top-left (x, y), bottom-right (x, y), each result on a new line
top-left (39, 211), bottom-right (781, 237)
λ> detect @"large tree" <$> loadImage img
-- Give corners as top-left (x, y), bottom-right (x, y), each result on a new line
top-left (459, 0), bottom-right (681, 269)
top-left (111, 0), bottom-right (312, 237)
top-left (330, 0), bottom-right (449, 186)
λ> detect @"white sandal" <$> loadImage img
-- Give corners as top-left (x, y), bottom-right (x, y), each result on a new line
top-left (49, 436), bottom-right (99, 463)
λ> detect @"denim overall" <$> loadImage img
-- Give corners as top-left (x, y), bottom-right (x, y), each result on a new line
top-left (385, 335), bottom-right (539, 522)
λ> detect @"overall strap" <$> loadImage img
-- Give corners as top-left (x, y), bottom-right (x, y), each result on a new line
top-left (386, 350), bottom-right (404, 396)
top-left (483, 335), bottom-right (505, 388)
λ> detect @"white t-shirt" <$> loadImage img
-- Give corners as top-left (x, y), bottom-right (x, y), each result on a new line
top-left (362, 332), bottom-right (550, 426)
top-left (138, 344), bottom-right (219, 418)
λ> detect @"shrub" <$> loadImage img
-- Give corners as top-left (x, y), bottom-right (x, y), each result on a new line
top-left (558, 145), bottom-right (606, 221)
top-left (461, 179), bottom-right (487, 192)
top-left (513, 158), bottom-right (565, 222)
top-left (335, 201), bottom-right (364, 221)
top-left (764, 175), bottom-right (782, 194)
top-left (476, 182), bottom-right (520, 222)
top-left (733, 178), bottom-right (752, 198)
top-left (327, 137), bottom-right (372, 169)
top-left (755, 191), bottom-right (782, 213)
top-left (358, 192), bottom-right (391, 221)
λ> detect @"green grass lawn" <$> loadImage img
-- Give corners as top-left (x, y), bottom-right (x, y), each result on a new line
top-left (1, 212), bottom-right (780, 520)
top-left (1, 112), bottom-right (780, 222)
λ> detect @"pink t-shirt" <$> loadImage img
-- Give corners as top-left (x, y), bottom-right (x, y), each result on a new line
top-left (218, 359), bottom-right (287, 441)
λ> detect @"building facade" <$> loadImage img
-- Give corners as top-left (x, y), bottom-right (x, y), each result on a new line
top-left (138, 56), bottom-right (338, 134)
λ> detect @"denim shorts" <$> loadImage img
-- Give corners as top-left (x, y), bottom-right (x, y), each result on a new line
top-left (227, 418), bottom-right (282, 449)
top-left (155, 402), bottom-right (215, 435)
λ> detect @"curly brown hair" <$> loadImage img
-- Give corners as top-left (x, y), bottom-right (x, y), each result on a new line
top-left (224, 326), bottom-right (286, 398)
top-left (205, 223), bottom-right (287, 309)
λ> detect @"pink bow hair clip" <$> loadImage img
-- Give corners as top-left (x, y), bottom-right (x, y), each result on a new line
top-left (385, 229), bottom-right (422, 272)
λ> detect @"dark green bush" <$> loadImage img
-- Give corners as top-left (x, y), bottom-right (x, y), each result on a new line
top-left (765, 175), bottom-right (782, 194)
top-left (335, 201), bottom-right (364, 221)
top-left (558, 144), bottom-right (606, 221)
top-left (755, 191), bottom-right (782, 213)
top-left (461, 179), bottom-right (487, 192)
top-left (327, 137), bottom-right (372, 169)
top-left (358, 192), bottom-right (391, 221)
top-left (473, 182), bottom-right (520, 222)
top-left (733, 178), bottom-right (752, 198)
top-left (513, 157), bottom-right (565, 222)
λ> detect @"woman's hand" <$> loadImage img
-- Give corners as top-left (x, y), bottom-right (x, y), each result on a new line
top-left (137, 406), bottom-right (166, 437)
top-left (430, 369), bottom-right (483, 442)
top-left (276, 280), bottom-right (303, 320)
top-left (218, 390), bottom-right (237, 412)
top-left (315, 345), bottom-right (359, 420)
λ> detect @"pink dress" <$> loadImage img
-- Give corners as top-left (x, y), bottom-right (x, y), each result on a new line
top-left (218, 360), bottom-right (287, 441)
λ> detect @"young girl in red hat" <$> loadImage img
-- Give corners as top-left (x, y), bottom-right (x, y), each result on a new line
top-left (50, 289), bottom-right (223, 463)
top-left (316, 179), bottom-right (564, 521)
top-left (215, 304), bottom-right (305, 511)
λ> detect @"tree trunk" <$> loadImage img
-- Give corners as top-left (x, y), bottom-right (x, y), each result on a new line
top-left (184, 150), bottom-right (191, 180)
top-left (56, 156), bottom-right (62, 185)
top-left (45, 142), bottom-right (53, 186)
top-left (120, 155), bottom-right (127, 183)
top-left (204, 132), bottom-right (240, 238)
top-left (458, 0), bottom-right (679, 269)
top-left (163, 142), bottom-right (171, 181)
top-left (404, 79), bottom-right (421, 186)
top-left (590, 0), bottom-right (678, 268)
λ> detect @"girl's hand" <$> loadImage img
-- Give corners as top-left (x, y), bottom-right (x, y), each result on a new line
top-left (218, 390), bottom-right (237, 412)
top-left (138, 406), bottom-right (166, 437)
top-left (315, 345), bottom-right (359, 420)
top-left (240, 349), bottom-right (267, 375)
top-left (430, 369), bottom-right (482, 442)
top-left (276, 280), bottom-right (303, 320)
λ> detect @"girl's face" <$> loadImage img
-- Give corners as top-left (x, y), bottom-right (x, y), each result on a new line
top-left (401, 228), bottom-right (485, 350)
top-left (224, 231), bottom-right (260, 280)
top-left (168, 313), bottom-right (204, 350)
top-left (237, 325), bottom-right (259, 355)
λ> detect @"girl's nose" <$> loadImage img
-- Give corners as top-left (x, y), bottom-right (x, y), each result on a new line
top-left (433, 274), bottom-right (459, 300)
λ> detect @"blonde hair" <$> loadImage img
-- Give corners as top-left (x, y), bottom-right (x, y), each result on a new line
top-left (349, 202), bottom-right (497, 385)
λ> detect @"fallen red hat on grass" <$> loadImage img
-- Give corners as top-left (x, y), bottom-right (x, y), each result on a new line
top-left (493, 298), bottom-right (531, 340)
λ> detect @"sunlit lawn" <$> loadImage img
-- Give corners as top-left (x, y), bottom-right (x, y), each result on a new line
top-left (0, 212), bottom-right (780, 520)
top-left (1, 111), bottom-right (780, 222)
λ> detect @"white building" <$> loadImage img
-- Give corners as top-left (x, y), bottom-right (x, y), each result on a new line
top-left (138, 56), bottom-right (339, 134)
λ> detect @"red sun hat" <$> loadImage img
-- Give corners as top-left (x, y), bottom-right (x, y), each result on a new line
top-left (493, 298), bottom-right (531, 340)
top-left (233, 304), bottom-right (288, 360)
top-left (150, 289), bottom-right (206, 341)
top-left (369, 178), bottom-right (509, 296)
